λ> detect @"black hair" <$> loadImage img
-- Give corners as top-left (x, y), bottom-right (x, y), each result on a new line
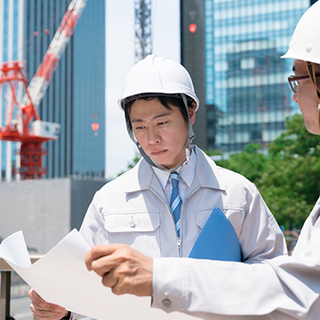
top-left (124, 94), bottom-right (195, 131)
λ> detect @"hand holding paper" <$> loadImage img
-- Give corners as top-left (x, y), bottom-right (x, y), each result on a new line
top-left (85, 243), bottom-right (153, 296)
top-left (0, 230), bottom-right (194, 320)
top-left (29, 289), bottom-right (69, 320)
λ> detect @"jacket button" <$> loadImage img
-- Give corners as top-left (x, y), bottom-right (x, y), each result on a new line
top-left (161, 298), bottom-right (172, 308)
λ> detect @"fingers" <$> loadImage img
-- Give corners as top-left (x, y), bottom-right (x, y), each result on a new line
top-left (29, 289), bottom-right (46, 308)
top-left (85, 244), bottom-right (153, 297)
top-left (101, 269), bottom-right (118, 289)
top-left (85, 244), bottom-right (120, 271)
top-left (29, 289), bottom-right (68, 320)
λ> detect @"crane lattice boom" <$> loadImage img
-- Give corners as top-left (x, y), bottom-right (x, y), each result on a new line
top-left (0, 0), bottom-right (88, 179)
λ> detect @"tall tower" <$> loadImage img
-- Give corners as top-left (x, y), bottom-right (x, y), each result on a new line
top-left (134, 0), bottom-right (152, 62)
top-left (24, 0), bottom-right (105, 179)
top-left (180, 0), bottom-right (207, 150)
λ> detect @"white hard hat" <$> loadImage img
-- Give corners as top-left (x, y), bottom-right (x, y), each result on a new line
top-left (118, 54), bottom-right (199, 171)
top-left (281, 1), bottom-right (320, 64)
top-left (118, 54), bottom-right (199, 110)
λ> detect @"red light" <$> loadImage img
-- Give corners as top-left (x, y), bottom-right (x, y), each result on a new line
top-left (189, 23), bottom-right (197, 33)
top-left (91, 122), bottom-right (99, 131)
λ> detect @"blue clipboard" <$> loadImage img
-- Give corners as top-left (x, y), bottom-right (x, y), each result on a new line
top-left (189, 207), bottom-right (242, 261)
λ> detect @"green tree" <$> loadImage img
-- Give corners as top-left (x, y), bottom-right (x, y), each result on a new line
top-left (259, 115), bottom-right (320, 228)
top-left (268, 114), bottom-right (320, 158)
top-left (218, 143), bottom-right (269, 184)
top-left (212, 115), bottom-right (320, 228)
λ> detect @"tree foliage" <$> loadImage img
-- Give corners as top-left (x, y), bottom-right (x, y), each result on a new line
top-left (215, 115), bottom-right (320, 229)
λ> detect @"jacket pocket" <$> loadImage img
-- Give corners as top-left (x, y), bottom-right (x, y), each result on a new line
top-left (196, 208), bottom-right (244, 238)
top-left (103, 212), bottom-right (161, 257)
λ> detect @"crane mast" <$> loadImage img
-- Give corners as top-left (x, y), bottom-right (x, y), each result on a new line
top-left (134, 0), bottom-right (152, 62)
top-left (0, 0), bottom-right (87, 179)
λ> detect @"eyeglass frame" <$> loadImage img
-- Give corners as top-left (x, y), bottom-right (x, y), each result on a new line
top-left (288, 73), bottom-right (320, 93)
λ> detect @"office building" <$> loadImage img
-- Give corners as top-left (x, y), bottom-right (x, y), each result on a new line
top-left (182, 0), bottom-right (310, 155)
top-left (0, 0), bottom-right (105, 180)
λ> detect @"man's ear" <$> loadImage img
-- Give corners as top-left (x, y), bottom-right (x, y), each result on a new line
top-left (188, 103), bottom-right (196, 125)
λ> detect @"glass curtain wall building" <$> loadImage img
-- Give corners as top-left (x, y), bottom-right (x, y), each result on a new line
top-left (205, 0), bottom-right (309, 155)
top-left (24, 0), bottom-right (105, 179)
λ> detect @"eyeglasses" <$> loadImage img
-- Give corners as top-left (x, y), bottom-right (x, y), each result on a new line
top-left (288, 73), bottom-right (320, 93)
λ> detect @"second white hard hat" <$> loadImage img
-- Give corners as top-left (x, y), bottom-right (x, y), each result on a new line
top-left (281, 1), bottom-right (320, 64)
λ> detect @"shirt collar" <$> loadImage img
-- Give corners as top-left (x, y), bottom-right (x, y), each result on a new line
top-left (152, 146), bottom-right (197, 191)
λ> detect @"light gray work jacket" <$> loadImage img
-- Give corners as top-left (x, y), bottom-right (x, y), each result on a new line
top-left (80, 146), bottom-right (285, 261)
top-left (79, 146), bottom-right (287, 319)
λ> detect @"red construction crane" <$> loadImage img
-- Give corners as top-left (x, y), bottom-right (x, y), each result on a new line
top-left (0, 0), bottom-right (87, 179)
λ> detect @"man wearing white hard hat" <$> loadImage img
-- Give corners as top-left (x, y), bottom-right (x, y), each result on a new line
top-left (29, 55), bottom-right (286, 319)
top-left (83, 4), bottom-right (320, 319)
top-left (77, 2), bottom-right (320, 320)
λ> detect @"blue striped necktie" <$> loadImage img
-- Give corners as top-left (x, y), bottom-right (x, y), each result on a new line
top-left (170, 171), bottom-right (182, 237)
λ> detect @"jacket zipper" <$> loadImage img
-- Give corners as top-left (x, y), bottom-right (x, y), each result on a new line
top-left (150, 187), bottom-right (199, 257)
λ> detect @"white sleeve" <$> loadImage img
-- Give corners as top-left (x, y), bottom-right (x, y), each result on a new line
top-left (152, 256), bottom-right (320, 319)
top-left (152, 205), bottom-right (320, 320)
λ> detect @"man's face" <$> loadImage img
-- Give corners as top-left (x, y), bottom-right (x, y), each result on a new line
top-left (129, 97), bottom-right (195, 169)
top-left (292, 59), bottom-right (320, 135)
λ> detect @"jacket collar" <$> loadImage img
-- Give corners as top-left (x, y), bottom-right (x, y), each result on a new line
top-left (193, 146), bottom-right (226, 191)
top-left (124, 158), bottom-right (162, 194)
top-left (124, 145), bottom-right (225, 195)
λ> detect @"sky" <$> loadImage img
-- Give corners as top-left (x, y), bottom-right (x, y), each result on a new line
top-left (105, 0), bottom-right (180, 179)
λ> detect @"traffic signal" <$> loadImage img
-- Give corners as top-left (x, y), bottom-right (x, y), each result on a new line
top-left (189, 23), bottom-right (197, 33)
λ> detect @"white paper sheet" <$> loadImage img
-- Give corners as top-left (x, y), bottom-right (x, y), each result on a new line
top-left (0, 229), bottom-right (195, 320)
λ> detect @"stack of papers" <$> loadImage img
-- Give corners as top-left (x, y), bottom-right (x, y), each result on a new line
top-left (0, 207), bottom-right (241, 319)
top-left (0, 230), bottom-right (194, 320)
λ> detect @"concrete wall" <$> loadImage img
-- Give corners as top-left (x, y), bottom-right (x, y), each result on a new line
top-left (70, 179), bottom-right (106, 230)
top-left (0, 178), bottom-right (106, 253)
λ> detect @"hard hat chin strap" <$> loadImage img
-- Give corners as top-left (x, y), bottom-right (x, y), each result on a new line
top-left (181, 94), bottom-right (196, 144)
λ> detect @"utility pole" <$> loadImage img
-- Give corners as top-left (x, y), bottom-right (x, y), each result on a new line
top-left (134, 0), bottom-right (152, 62)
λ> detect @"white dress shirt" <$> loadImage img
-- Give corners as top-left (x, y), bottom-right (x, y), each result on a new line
top-left (152, 147), bottom-right (197, 204)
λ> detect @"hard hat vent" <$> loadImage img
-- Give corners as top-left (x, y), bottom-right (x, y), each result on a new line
top-left (305, 43), bottom-right (312, 53)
